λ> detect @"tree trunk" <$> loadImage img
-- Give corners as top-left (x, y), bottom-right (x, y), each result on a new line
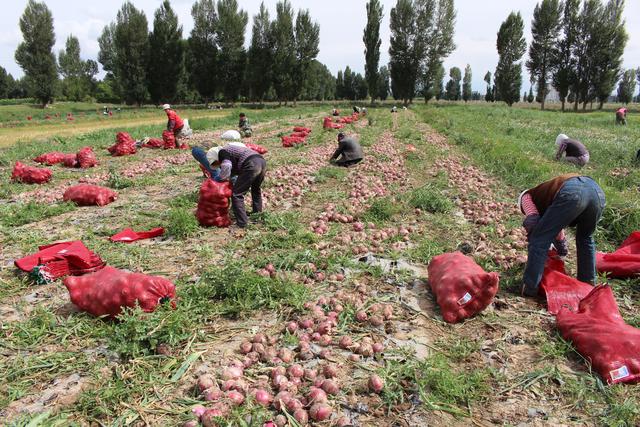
top-left (541, 98), bottom-right (545, 110)
top-left (573, 98), bottom-right (579, 111)
top-left (598, 100), bottom-right (604, 110)
top-left (561, 99), bottom-right (565, 112)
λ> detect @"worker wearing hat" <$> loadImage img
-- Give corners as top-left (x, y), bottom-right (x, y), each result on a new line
top-left (330, 133), bottom-right (364, 167)
top-left (555, 133), bottom-right (589, 167)
top-left (163, 104), bottom-right (184, 148)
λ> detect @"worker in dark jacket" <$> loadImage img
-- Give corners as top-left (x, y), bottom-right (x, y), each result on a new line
top-left (206, 144), bottom-right (266, 229)
top-left (238, 113), bottom-right (253, 137)
top-left (330, 133), bottom-right (364, 167)
top-left (555, 134), bottom-right (589, 167)
top-left (518, 174), bottom-right (606, 297)
top-left (163, 104), bottom-right (184, 148)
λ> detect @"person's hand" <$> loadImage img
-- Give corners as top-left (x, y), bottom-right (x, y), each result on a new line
top-left (522, 214), bottom-right (540, 237)
top-left (554, 238), bottom-right (568, 257)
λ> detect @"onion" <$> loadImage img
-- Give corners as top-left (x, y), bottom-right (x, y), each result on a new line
top-left (307, 386), bottom-right (328, 404)
top-left (273, 391), bottom-right (292, 411)
top-left (304, 368), bottom-right (318, 380)
top-left (239, 341), bottom-right (253, 354)
top-left (356, 311), bottom-right (368, 322)
top-left (197, 374), bottom-right (216, 393)
top-left (201, 407), bottom-right (227, 427)
top-left (288, 364), bottom-right (304, 378)
top-left (254, 389), bottom-right (272, 406)
top-left (252, 343), bottom-right (265, 354)
top-left (226, 390), bottom-right (245, 406)
top-left (273, 374), bottom-right (288, 388)
top-left (323, 364), bottom-right (338, 378)
top-left (348, 354), bottom-right (360, 362)
top-left (286, 398), bottom-right (303, 412)
top-left (286, 321), bottom-right (299, 333)
top-left (271, 366), bottom-right (286, 380)
top-left (319, 335), bottom-right (332, 346)
top-left (309, 403), bottom-right (333, 421)
top-left (274, 415), bottom-right (287, 427)
top-left (253, 333), bottom-right (267, 344)
top-left (183, 421), bottom-right (198, 427)
top-left (294, 408), bottom-right (309, 425)
top-left (372, 342), bottom-right (385, 353)
top-left (278, 348), bottom-right (294, 363)
top-left (191, 404), bottom-right (206, 418)
top-left (339, 336), bottom-right (353, 349)
top-left (359, 343), bottom-right (373, 357)
top-left (321, 379), bottom-right (339, 395)
top-left (368, 374), bottom-right (384, 393)
top-left (319, 348), bottom-right (332, 359)
top-left (335, 416), bottom-right (351, 427)
top-left (369, 315), bottom-right (384, 327)
top-left (222, 366), bottom-right (243, 381)
top-left (203, 387), bottom-right (223, 401)
top-left (300, 318), bottom-right (314, 329)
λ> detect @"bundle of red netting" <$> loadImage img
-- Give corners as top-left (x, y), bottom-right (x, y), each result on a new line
top-left (323, 117), bottom-right (344, 130)
top-left (108, 132), bottom-right (137, 156)
top-left (11, 161), bottom-right (52, 184)
top-left (245, 143), bottom-right (268, 155)
top-left (282, 126), bottom-right (312, 148)
top-left (196, 179), bottom-right (233, 227)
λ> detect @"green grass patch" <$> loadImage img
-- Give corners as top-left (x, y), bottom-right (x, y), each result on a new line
top-left (364, 197), bottom-right (399, 222)
top-left (0, 201), bottom-right (76, 227)
top-left (408, 184), bottom-right (454, 213)
top-left (165, 206), bottom-right (200, 240)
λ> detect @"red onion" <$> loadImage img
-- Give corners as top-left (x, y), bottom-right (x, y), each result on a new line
top-left (203, 387), bottom-right (223, 401)
top-left (356, 311), bottom-right (368, 322)
top-left (222, 366), bottom-right (243, 380)
top-left (359, 343), bottom-right (373, 357)
top-left (335, 416), bottom-right (351, 427)
top-left (294, 408), bottom-right (309, 425)
top-left (319, 335), bottom-right (332, 346)
top-left (300, 318), bottom-right (314, 329)
top-left (273, 391), bottom-right (292, 411)
top-left (321, 379), bottom-right (339, 395)
top-left (226, 390), bottom-right (245, 406)
top-left (288, 364), bottom-right (304, 378)
top-left (369, 315), bottom-right (384, 327)
top-left (286, 398), bottom-right (303, 412)
top-left (348, 354), bottom-right (360, 362)
top-left (183, 421), bottom-right (198, 427)
top-left (309, 403), bottom-right (333, 421)
top-left (286, 321), bottom-right (299, 333)
top-left (307, 387), bottom-right (328, 404)
top-left (368, 374), bottom-right (384, 393)
top-left (271, 366), bottom-right (286, 380)
top-left (197, 374), bottom-right (216, 393)
top-left (239, 341), bottom-right (253, 354)
top-left (278, 348), bottom-right (294, 363)
top-left (253, 333), bottom-right (267, 344)
top-left (323, 364), bottom-right (338, 378)
top-left (373, 342), bottom-right (385, 353)
top-left (191, 405), bottom-right (206, 417)
top-left (339, 336), bottom-right (353, 349)
top-left (274, 415), bottom-right (287, 427)
top-left (304, 368), bottom-right (318, 380)
top-left (254, 389), bottom-right (273, 406)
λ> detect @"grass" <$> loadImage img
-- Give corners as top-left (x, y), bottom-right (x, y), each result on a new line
top-left (408, 183), bottom-right (454, 213)
top-left (0, 201), bottom-right (76, 227)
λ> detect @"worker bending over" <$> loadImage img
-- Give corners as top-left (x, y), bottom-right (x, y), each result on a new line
top-left (330, 133), bottom-right (363, 168)
top-left (163, 104), bottom-right (184, 148)
top-left (555, 134), bottom-right (589, 167)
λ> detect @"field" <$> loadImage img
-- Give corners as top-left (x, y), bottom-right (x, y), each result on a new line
top-left (0, 103), bottom-right (639, 426)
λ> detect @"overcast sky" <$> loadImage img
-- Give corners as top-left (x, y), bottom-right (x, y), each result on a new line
top-left (1, 0), bottom-right (639, 93)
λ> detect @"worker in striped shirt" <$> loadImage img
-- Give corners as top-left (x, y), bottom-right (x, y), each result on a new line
top-left (555, 134), bottom-right (589, 167)
top-left (517, 174), bottom-right (606, 297)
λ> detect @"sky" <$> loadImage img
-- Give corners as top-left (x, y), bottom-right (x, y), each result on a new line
top-left (1, 0), bottom-right (639, 93)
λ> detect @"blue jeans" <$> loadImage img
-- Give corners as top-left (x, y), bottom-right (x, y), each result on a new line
top-left (523, 177), bottom-right (606, 294)
top-left (191, 147), bottom-right (219, 179)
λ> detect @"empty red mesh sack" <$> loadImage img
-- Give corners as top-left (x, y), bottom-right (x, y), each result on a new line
top-left (540, 253), bottom-right (594, 315)
top-left (162, 130), bottom-right (176, 149)
top-left (245, 143), bottom-right (268, 155)
top-left (142, 138), bottom-right (164, 148)
top-left (196, 179), bottom-right (232, 228)
top-left (11, 161), bottom-right (52, 184)
top-left (110, 227), bottom-right (165, 243)
top-left (596, 232), bottom-right (640, 278)
top-left (76, 147), bottom-right (98, 168)
top-left (556, 285), bottom-right (640, 384)
top-left (108, 132), bottom-right (137, 156)
top-left (427, 252), bottom-right (500, 323)
top-left (34, 152), bottom-right (66, 165)
top-left (64, 266), bottom-right (176, 318)
top-left (293, 126), bottom-right (311, 133)
top-left (63, 184), bottom-right (117, 206)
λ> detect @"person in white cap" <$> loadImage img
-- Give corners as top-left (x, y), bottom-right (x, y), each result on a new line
top-left (191, 130), bottom-right (245, 179)
top-left (205, 141), bottom-right (267, 229)
top-left (163, 104), bottom-right (184, 148)
top-left (555, 133), bottom-right (589, 167)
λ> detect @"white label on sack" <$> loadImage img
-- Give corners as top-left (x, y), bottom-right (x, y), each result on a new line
top-left (120, 237), bottom-right (133, 241)
top-left (457, 292), bottom-right (472, 306)
top-left (58, 249), bottom-right (68, 254)
top-left (610, 366), bottom-right (630, 381)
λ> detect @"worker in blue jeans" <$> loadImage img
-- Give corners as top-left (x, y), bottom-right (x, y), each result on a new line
top-left (518, 174), bottom-right (606, 297)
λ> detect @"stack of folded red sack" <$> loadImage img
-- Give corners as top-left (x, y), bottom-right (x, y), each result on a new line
top-left (11, 161), bottom-right (52, 184)
top-left (108, 132), bottom-right (137, 156)
top-left (282, 126), bottom-right (312, 147)
top-left (14, 240), bottom-right (105, 284)
top-left (196, 179), bottom-right (233, 227)
top-left (245, 143), bottom-right (268, 155)
top-left (63, 184), bottom-right (117, 206)
top-left (323, 117), bottom-right (344, 130)
top-left (33, 147), bottom-right (97, 169)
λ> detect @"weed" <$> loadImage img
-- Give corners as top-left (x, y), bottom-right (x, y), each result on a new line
top-left (166, 206), bottom-right (199, 239)
top-left (0, 201), bottom-right (75, 227)
top-left (314, 166), bottom-right (348, 183)
top-left (408, 184), bottom-right (454, 213)
top-left (106, 167), bottom-right (133, 189)
top-left (364, 197), bottom-right (399, 222)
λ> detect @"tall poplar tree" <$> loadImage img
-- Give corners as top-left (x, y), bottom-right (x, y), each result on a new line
top-left (363, 0), bottom-right (383, 102)
top-left (552, 0), bottom-right (580, 111)
top-left (526, 0), bottom-right (561, 110)
top-left (148, 0), bottom-right (183, 104)
top-left (293, 9), bottom-right (320, 104)
top-left (247, 3), bottom-right (273, 103)
top-left (462, 64), bottom-right (472, 102)
top-left (187, 0), bottom-right (218, 104)
top-left (271, 0), bottom-right (296, 104)
top-left (389, 0), bottom-right (421, 105)
top-left (495, 12), bottom-right (526, 106)
top-left (15, 0), bottom-right (58, 107)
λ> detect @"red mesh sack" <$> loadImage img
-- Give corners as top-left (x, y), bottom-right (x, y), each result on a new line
top-left (64, 266), bottom-right (176, 318)
top-left (293, 126), bottom-right (311, 133)
top-left (76, 147), bottom-right (97, 168)
top-left (596, 232), bottom-right (640, 278)
top-left (110, 227), bottom-right (165, 243)
top-left (540, 253), bottom-right (594, 315)
top-left (108, 132), bottom-right (137, 156)
top-left (11, 161), bottom-right (52, 184)
top-left (33, 152), bottom-right (66, 165)
top-left (291, 131), bottom-right (309, 138)
top-left (556, 285), bottom-right (640, 384)
top-left (63, 184), bottom-right (117, 206)
top-left (427, 252), bottom-right (500, 323)
top-left (323, 117), bottom-right (333, 129)
top-left (162, 130), bottom-right (176, 149)
top-left (281, 136), bottom-right (306, 147)
top-left (62, 153), bottom-right (78, 168)
top-left (245, 143), bottom-right (268, 155)
top-left (142, 138), bottom-right (164, 148)
top-left (196, 179), bottom-right (232, 228)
